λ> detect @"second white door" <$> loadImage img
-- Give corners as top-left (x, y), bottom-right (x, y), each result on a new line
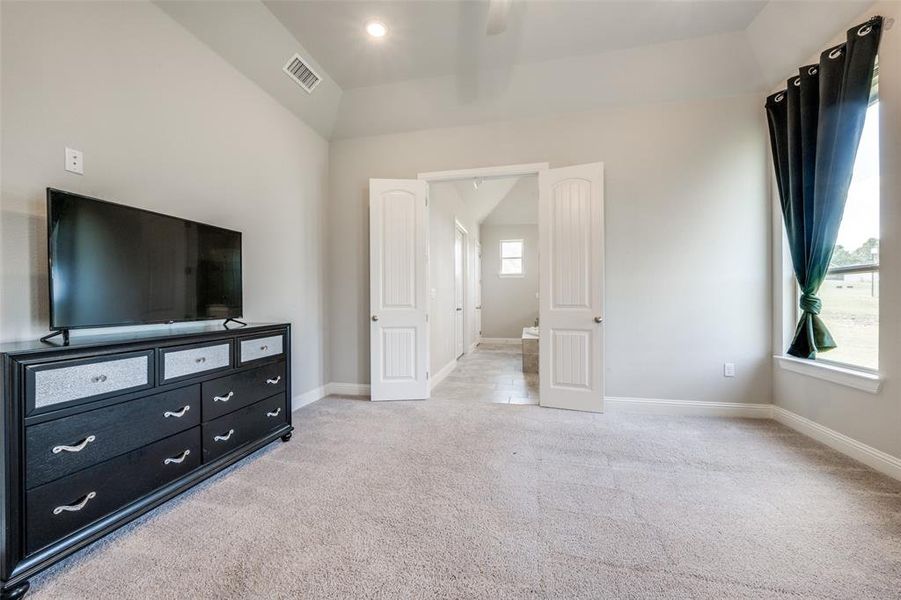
top-left (454, 226), bottom-right (465, 359)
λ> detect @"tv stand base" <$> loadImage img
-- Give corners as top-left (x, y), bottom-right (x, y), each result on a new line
top-left (223, 318), bottom-right (247, 328)
top-left (39, 329), bottom-right (69, 345)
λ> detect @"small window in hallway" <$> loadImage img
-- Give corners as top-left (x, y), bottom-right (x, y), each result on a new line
top-left (499, 239), bottom-right (524, 277)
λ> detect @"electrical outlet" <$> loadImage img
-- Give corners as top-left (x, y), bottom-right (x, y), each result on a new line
top-left (65, 147), bottom-right (83, 175)
top-left (723, 362), bottom-right (735, 378)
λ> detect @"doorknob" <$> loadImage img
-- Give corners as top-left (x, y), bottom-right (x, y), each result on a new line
top-left (371, 315), bottom-right (379, 322)
top-left (594, 316), bottom-right (603, 323)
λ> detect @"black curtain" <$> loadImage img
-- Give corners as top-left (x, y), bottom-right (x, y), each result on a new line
top-left (765, 17), bottom-right (882, 359)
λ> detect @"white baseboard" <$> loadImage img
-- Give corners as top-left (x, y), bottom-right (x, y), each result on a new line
top-left (773, 406), bottom-right (901, 481)
top-left (605, 396), bottom-right (772, 419)
top-left (326, 382), bottom-right (371, 397)
top-left (479, 337), bottom-right (520, 344)
top-left (430, 360), bottom-right (458, 391)
top-left (292, 386), bottom-right (327, 411)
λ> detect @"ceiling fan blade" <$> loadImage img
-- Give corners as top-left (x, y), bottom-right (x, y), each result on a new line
top-left (486, 0), bottom-right (511, 35)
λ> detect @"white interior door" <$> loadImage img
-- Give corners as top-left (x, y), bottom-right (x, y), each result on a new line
top-left (454, 226), bottom-right (465, 359)
top-left (538, 163), bottom-right (604, 412)
top-left (370, 179), bottom-right (430, 401)
top-left (475, 242), bottom-right (482, 342)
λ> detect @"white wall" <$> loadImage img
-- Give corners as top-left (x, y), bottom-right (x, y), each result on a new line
top-left (428, 182), bottom-right (479, 375)
top-left (772, 2), bottom-right (901, 459)
top-left (327, 93), bottom-right (771, 406)
top-left (480, 224), bottom-right (538, 339)
top-left (0, 1), bottom-right (330, 401)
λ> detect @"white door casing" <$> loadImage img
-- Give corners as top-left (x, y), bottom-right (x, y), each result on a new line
top-left (538, 163), bottom-right (605, 412)
top-left (454, 225), bottom-right (465, 359)
top-left (369, 179), bottom-right (430, 401)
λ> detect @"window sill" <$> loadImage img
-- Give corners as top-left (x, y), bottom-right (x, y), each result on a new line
top-left (774, 355), bottom-right (882, 394)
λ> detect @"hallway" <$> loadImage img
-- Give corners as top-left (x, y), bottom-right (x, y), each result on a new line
top-left (436, 341), bottom-right (539, 405)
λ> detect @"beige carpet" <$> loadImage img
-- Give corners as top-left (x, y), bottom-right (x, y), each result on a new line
top-left (28, 346), bottom-right (901, 599)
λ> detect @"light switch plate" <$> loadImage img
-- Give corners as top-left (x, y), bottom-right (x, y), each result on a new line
top-left (65, 147), bottom-right (83, 174)
top-left (723, 362), bottom-right (735, 377)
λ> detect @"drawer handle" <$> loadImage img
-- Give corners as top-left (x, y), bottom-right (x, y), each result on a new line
top-left (267, 407), bottom-right (282, 417)
top-left (214, 429), bottom-right (235, 442)
top-left (195, 356), bottom-right (207, 364)
top-left (164, 405), bottom-right (191, 418)
top-left (53, 491), bottom-right (96, 515)
top-left (266, 376), bottom-right (281, 385)
top-left (90, 374), bottom-right (108, 384)
top-left (213, 391), bottom-right (234, 402)
top-left (260, 345), bottom-right (269, 351)
top-left (52, 435), bottom-right (96, 455)
top-left (164, 449), bottom-right (191, 465)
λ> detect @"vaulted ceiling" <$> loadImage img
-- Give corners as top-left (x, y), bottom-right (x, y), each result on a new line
top-left (160, 0), bottom-right (877, 140)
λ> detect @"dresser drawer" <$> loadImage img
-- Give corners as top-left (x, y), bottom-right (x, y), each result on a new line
top-left (26, 350), bottom-right (155, 413)
top-left (201, 361), bottom-right (286, 421)
top-left (26, 386), bottom-right (200, 489)
top-left (26, 428), bottom-right (200, 554)
top-left (159, 340), bottom-right (232, 383)
top-left (237, 332), bottom-right (285, 365)
top-left (202, 394), bottom-right (287, 463)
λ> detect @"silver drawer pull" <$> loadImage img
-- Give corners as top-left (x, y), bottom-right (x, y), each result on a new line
top-left (53, 491), bottom-right (96, 515)
top-left (195, 356), bottom-right (207, 364)
top-left (214, 429), bottom-right (235, 442)
top-left (266, 376), bottom-right (281, 385)
top-left (90, 374), bottom-right (108, 383)
top-left (213, 391), bottom-right (234, 402)
top-left (260, 345), bottom-right (269, 351)
top-left (266, 408), bottom-right (282, 417)
top-left (52, 435), bottom-right (96, 454)
top-left (164, 405), bottom-right (191, 418)
top-left (164, 449), bottom-right (191, 465)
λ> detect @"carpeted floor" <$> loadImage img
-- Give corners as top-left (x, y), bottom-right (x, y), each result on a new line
top-left (27, 344), bottom-right (901, 599)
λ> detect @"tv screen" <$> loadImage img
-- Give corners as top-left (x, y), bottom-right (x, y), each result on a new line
top-left (47, 188), bottom-right (242, 330)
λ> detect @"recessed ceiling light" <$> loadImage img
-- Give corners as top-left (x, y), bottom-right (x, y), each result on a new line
top-left (366, 20), bottom-right (387, 38)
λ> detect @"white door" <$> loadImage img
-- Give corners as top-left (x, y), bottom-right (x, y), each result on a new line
top-left (370, 179), bottom-right (430, 401)
top-left (475, 242), bottom-right (482, 343)
top-left (538, 163), bottom-right (604, 412)
top-left (454, 226), bottom-right (465, 359)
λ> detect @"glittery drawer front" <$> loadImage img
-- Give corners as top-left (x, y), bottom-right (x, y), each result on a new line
top-left (238, 334), bottom-right (284, 364)
top-left (31, 354), bottom-right (151, 410)
top-left (162, 343), bottom-right (231, 382)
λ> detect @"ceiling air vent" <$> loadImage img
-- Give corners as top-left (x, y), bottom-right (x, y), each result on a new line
top-left (283, 53), bottom-right (321, 94)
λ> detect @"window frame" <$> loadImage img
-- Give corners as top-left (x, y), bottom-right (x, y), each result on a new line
top-left (498, 239), bottom-right (524, 278)
top-left (797, 91), bottom-right (880, 372)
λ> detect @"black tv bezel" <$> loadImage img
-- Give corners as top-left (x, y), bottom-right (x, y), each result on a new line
top-left (46, 187), bottom-right (244, 331)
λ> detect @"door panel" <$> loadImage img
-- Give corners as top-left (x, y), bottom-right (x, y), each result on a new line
top-left (539, 163), bottom-right (604, 412)
top-left (454, 227), bottom-right (465, 359)
top-left (370, 179), bottom-right (430, 401)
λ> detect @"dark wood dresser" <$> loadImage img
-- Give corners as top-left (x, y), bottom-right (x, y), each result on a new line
top-left (0, 323), bottom-right (292, 599)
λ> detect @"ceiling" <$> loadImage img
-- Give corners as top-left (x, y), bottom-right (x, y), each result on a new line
top-left (264, 0), bottom-right (768, 89)
top-left (159, 1), bottom-right (877, 139)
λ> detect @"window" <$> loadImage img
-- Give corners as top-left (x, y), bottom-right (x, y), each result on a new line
top-left (815, 98), bottom-right (879, 370)
top-left (499, 239), bottom-right (524, 277)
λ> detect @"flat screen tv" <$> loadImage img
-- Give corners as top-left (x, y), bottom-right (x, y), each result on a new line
top-left (47, 188), bottom-right (242, 331)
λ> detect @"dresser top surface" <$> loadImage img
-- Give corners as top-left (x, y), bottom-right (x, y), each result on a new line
top-left (0, 322), bottom-right (290, 357)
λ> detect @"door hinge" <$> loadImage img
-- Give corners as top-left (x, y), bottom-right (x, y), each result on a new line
top-left (426, 370), bottom-right (430, 379)
top-left (426, 313), bottom-right (429, 322)
top-left (425, 196), bottom-right (429, 207)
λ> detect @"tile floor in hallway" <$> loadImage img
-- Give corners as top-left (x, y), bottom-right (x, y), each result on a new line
top-left (439, 341), bottom-right (539, 405)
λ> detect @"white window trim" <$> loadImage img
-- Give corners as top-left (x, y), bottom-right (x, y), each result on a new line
top-left (498, 239), bottom-right (524, 278)
top-left (774, 354), bottom-right (882, 394)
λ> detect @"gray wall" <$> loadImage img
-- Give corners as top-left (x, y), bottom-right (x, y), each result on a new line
top-left (428, 182), bottom-right (479, 376)
top-left (327, 93), bottom-right (771, 406)
top-left (0, 1), bottom-right (330, 402)
top-left (480, 225), bottom-right (538, 339)
top-left (772, 1), bottom-right (901, 460)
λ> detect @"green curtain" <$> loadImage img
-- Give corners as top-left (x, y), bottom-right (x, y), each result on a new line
top-left (765, 17), bottom-right (882, 359)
